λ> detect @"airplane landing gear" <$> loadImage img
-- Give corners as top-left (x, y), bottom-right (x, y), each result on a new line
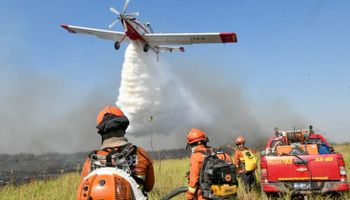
top-left (143, 43), bottom-right (149, 52)
top-left (114, 41), bottom-right (120, 50)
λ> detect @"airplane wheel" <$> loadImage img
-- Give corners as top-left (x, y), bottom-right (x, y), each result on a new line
top-left (143, 43), bottom-right (149, 52)
top-left (114, 41), bottom-right (120, 50)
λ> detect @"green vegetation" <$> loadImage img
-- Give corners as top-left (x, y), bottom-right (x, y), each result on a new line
top-left (0, 173), bottom-right (79, 200)
top-left (334, 143), bottom-right (350, 172)
top-left (149, 158), bottom-right (188, 200)
top-left (1, 144), bottom-right (350, 200)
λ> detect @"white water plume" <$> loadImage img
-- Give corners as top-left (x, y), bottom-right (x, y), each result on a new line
top-left (116, 42), bottom-right (211, 137)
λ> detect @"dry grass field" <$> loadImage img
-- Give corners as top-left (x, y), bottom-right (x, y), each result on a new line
top-left (0, 144), bottom-right (349, 200)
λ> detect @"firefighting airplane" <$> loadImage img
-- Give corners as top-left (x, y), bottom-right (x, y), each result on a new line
top-left (61, 0), bottom-right (237, 57)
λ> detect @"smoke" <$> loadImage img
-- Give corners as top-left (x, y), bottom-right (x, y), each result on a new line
top-left (0, 61), bottom-right (115, 154)
top-left (115, 43), bottom-right (269, 149)
top-left (0, 71), bottom-right (112, 154)
top-left (0, 42), bottom-right (308, 154)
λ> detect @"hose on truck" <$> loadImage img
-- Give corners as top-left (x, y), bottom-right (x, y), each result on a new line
top-left (283, 154), bottom-right (313, 189)
top-left (257, 152), bottom-right (313, 190)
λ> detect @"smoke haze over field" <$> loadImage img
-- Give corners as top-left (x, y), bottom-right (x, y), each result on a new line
top-left (115, 43), bottom-right (267, 149)
top-left (0, 66), bottom-right (109, 154)
top-left (106, 42), bottom-right (308, 150)
top-left (0, 43), bottom-right (346, 154)
top-left (2, 0), bottom-right (350, 155)
top-left (0, 43), bottom-right (271, 154)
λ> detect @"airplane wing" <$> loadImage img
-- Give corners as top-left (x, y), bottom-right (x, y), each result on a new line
top-left (143, 32), bottom-right (237, 46)
top-left (60, 24), bottom-right (128, 42)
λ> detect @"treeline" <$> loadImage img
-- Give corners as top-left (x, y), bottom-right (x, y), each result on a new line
top-left (0, 144), bottom-right (238, 186)
top-left (0, 152), bottom-right (86, 186)
top-left (0, 149), bottom-right (190, 186)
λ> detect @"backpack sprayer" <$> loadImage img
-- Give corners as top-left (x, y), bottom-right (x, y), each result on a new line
top-left (161, 150), bottom-right (238, 200)
top-left (77, 147), bottom-right (147, 200)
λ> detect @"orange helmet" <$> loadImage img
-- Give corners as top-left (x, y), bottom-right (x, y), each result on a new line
top-left (235, 136), bottom-right (245, 145)
top-left (186, 128), bottom-right (208, 144)
top-left (97, 106), bottom-right (125, 125)
top-left (96, 106), bottom-right (129, 134)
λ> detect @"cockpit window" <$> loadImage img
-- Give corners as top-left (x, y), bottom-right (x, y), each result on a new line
top-left (145, 22), bottom-right (153, 33)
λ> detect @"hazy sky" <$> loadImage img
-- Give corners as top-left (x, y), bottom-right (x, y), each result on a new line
top-left (1, 0), bottom-right (349, 154)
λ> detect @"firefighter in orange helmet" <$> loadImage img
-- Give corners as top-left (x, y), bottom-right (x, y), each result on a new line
top-left (233, 135), bottom-right (256, 191)
top-left (78, 105), bottom-right (155, 199)
top-left (186, 128), bottom-right (232, 200)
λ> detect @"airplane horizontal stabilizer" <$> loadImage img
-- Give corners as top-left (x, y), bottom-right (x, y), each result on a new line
top-left (157, 46), bottom-right (185, 53)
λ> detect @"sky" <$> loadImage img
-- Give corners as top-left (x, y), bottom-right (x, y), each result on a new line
top-left (1, 0), bottom-right (350, 154)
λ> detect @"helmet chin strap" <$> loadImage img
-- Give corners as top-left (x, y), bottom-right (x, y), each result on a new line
top-left (189, 141), bottom-right (205, 152)
top-left (191, 146), bottom-right (197, 152)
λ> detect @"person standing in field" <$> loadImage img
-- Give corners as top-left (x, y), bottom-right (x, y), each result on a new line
top-left (77, 105), bottom-right (155, 199)
top-left (186, 128), bottom-right (235, 200)
top-left (233, 135), bottom-right (257, 192)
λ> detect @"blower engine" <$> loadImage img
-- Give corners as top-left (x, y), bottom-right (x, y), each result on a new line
top-left (77, 167), bottom-right (146, 200)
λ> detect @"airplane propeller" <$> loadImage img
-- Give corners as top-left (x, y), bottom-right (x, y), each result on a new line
top-left (122, 0), bottom-right (130, 14)
top-left (108, 0), bottom-right (138, 29)
top-left (108, 18), bottom-right (120, 29)
top-left (110, 7), bottom-right (120, 15)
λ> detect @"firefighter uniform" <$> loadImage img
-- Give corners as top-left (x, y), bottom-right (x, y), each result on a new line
top-left (80, 137), bottom-right (155, 192)
top-left (77, 105), bottom-right (155, 199)
top-left (233, 146), bottom-right (256, 191)
top-left (186, 128), bottom-right (233, 200)
top-left (187, 144), bottom-right (210, 200)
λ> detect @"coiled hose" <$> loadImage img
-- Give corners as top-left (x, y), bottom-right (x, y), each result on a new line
top-left (160, 186), bottom-right (188, 200)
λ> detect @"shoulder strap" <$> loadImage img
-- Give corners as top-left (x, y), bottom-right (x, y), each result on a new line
top-left (88, 149), bottom-right (98, 158)
top-left (99, 144), bottom-right (136, 157)
top-left (120, 144), bottom-right (137, 158)
top-left (96, 147), bottom-right (118, 166)
top-left (100, 144), bottom-right (137, 167)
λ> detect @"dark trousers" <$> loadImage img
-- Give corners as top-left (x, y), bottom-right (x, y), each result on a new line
top-left (241, 171), bottom-right (256, 191)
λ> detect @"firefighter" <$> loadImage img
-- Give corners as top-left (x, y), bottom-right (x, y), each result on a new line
top-left (186, 128), bottom-right (233, 200)
top-left (274, 127), bottom-right (282, 137)
top-left (79, 105), bottom-right (155, 197)
top-left (233, 135), bottom-right (257, 192)
top-left (186, 128), bottom-right (210, 200)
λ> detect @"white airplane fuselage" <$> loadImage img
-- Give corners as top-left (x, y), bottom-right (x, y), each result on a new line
top-left (123, 19), bottom-right (152, 43)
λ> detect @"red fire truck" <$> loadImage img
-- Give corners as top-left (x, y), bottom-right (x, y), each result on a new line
top-left (260, 126), bottom-right (349, 199)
